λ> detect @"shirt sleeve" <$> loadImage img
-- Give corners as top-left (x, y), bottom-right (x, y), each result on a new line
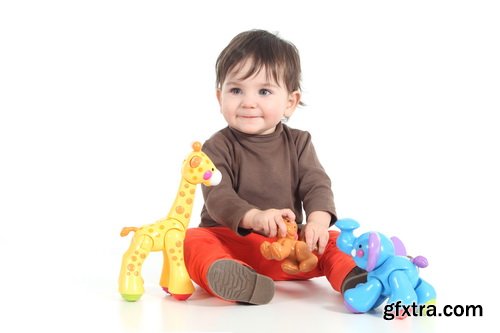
top-left (295, 132), bottom-right (337, 226)
top-left (201, 135), bottom-right (256, 235)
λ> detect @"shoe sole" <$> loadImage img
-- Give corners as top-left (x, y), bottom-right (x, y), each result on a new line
top-left (341, 270), bottom-right (368, 294)
top-left (207, 259), bottom-right (275, 305)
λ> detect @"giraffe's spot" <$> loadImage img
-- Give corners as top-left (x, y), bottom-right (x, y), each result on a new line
top-left (190, 155), bottom-right (202, 167)
top-left (177, 263), bottom-right (181, 267)
top-left (176, 206), bottom-right (184, 214)
top-left (192, 175), bottom-right (197, 180)
top-left (127, 264), bottom-right (135, 272)
top-left (186, 198), bottom-right (193, 205)
top-left (190, 189), bottom-right (195, 194)
top-left (138, 262), bottom-right (142, 266)
top-left (178, 249), bottom-right (182, 253)
top-left (169, 248), bottom-right (175, 254)
top-left (134, 251), bottom-right (139, 255)
top-left (198, 167), bottom-right (203, 172)
top-left (140, 254), bottom-right (146, 259)
top-left (179, 191), bottom-right (185, 197)
top-left (175, 241), bottom-right (182, 247)
top-left (131, 256), bottom-right (137, 262)
top-left (148, 228), bottom-right (154, 233)
top-left (172, 256), bottom-right (178, 261)
top-left (184, 183), bottom-right (189, 188)
top-left (190, 169), bottom-right (194, 173)
top-left (159, 225), bottom-right (165, 230)
top-left (206, 159), bottom-right (210, 164)
top-left (127, 272), bottom-right (131, 276)
top-left (134, 271), bottom-right (139, 276)
top-left (184, 213), bottom-right (190, 218)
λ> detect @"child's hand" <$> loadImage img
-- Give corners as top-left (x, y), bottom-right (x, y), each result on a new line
top-left (241, 208), bottom-right (295, 238)
top-left (302, 211), bottom-right (331, 255)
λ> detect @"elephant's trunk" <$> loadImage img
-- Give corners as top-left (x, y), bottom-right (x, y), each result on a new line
top-left (335, 218), bottom-right (360, 254)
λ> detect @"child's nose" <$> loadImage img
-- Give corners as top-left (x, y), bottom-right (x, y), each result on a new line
top-left (241, 96), bottom-right (257, 108)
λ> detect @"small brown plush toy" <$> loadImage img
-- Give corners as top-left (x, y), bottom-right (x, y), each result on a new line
top-left (260, 218), bottom-right (318, 274)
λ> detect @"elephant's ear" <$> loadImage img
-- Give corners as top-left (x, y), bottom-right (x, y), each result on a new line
top-left (391, 236), bottom-right (407, 256)
top-left (366, 232), bottom-right (381, 272)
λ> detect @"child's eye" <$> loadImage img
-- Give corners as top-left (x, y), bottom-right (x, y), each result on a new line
top-left (229, 88), bottom-right (242, 94)
top-left (259, 89), bottom-right (271, 96)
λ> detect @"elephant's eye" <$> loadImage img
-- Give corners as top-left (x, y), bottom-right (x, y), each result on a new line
top-left (358, 244), bottom-right (362, 248)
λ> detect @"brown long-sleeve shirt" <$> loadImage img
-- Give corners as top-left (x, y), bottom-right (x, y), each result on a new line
top-left (199, 122), bottom-right (336, 235)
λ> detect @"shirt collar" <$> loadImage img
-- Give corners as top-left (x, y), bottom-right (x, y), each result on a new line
top-left (228, 122), bottom-right (284, 143)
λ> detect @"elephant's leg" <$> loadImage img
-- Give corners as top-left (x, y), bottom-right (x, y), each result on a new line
top-left (372, 295), bottom-right (388, 309)
top-left (118, 234), bottom-right (154, 301)
top-left (387, 270), bottom-right (418, 318)
top-left (415, 278), bottom-right (437, 315)
top-left (415, 278), bottom-right (436, 303)
top-left (163, 228), bottom-right (194, 300)
top-left (343, 278), bottom-right (383, 313)
top-left (388, 270), bottom-right (418, 305)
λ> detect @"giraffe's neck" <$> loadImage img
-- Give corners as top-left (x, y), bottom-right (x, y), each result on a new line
top-left (167, 178), bottom-right (196, 229)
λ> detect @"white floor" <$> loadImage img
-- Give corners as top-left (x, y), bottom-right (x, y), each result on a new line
top-left (4, 258), bottom-right (494, 333)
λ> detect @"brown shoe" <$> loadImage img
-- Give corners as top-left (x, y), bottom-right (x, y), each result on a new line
top-left (341, 266), bottom-right (368, 294)
top-left (207, 259), bottom-right (275, 305)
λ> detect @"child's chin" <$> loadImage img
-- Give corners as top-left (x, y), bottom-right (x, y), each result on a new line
top-left (240, 125), bottom-right (276, 135)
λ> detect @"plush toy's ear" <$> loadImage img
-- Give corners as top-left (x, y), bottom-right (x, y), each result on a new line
top-left (366, 232), bottom-right (381, 272)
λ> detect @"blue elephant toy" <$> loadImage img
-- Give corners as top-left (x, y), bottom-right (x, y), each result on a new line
top-left (336, 218), bottom-right (436, 315)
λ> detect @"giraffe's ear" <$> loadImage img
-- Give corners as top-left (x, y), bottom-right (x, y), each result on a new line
top-left (190, 156), bottom-right (202, 168)
top-left (192, 141), bottom-right (202, 152)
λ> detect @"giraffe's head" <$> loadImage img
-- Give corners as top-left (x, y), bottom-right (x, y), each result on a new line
top-left (181, 141), bottom-right (222, 187)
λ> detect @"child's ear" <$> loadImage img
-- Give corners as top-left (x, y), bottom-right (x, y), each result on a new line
top-left (216, 89), bottom-right (222, 106)
top-left (284, 90), bottom-right (301, 118)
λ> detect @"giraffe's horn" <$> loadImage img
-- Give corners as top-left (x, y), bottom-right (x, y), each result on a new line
top-left (120, 227), bottom-right (138, 237)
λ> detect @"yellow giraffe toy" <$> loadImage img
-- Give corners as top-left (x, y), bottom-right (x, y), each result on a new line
top-left (118, 141), bottom-right (221, 301)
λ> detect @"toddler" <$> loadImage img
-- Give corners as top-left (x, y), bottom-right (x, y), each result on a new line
top-left (184, 29), bottom-right (365, 304)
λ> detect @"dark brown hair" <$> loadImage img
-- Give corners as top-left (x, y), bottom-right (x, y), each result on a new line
top-left (215, 30), bottom-right (302, 96)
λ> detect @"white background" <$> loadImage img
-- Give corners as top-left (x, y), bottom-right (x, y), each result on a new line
top-left (1, 1), bottom-right (498, 332)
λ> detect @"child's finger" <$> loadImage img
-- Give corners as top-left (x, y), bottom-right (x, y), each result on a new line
top-left (305, 228), bottom-right (316, 251)
top-left (275, 216), bottom-right (288, 238)
top-left (281, 209), bottom-right (296, 221)
top-left (268, 219), bottom-right (277, 238)
top-left (317, 233), bottom-right (328, 254)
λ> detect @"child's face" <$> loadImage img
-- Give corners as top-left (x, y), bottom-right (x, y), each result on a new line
top-left (217, 60), bottom-right (300, 135)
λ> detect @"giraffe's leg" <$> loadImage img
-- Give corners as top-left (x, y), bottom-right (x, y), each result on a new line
top-left (118, 234), bottom-right (154, 302)
top-left (160, 248), bottom-right (171, 294)
top-left (163, 228), bottom-right (194, 300)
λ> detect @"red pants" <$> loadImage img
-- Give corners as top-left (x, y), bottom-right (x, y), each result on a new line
top-left (184, 227), bottom-right (356, 298)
